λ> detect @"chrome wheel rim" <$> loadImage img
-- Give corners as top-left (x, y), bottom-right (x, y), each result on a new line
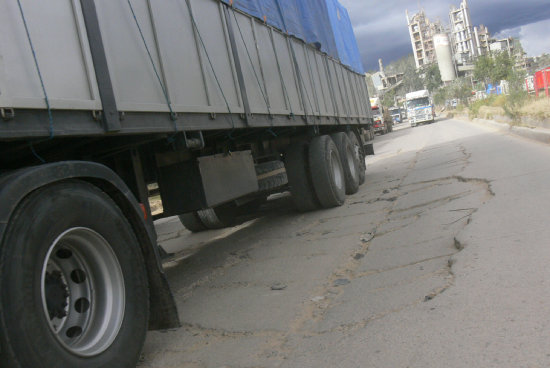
top-left (41, 228), bottom-right (125, 357)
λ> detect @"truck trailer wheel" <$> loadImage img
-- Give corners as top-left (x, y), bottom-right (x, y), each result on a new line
top-left (196, 208), bottom-right (227, 229)
top-left (179, 212), bottom-right (209, 233)
top-left (255, 160), bottom-right (288, 192)
top-left (308, 135), bottom-right (346, 208)
top-left (0, 181), bottom-right (149, 368)
top-left (178, 209), bottom-right (224, 232)
top-left (330, 132), bottom-right (360, 195)
top-left (347, 130), bottom-right (366, 185)
top-left (285, 142), bottom-right (320, 212)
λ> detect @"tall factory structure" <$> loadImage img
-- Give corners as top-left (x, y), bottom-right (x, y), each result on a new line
top-left (406, 0), bottom-right (493, 80)
top-left (433, 33), bottom-right (457, 82)
top-left (406, 10), bottom-right (444, 69)
top-left (474, 24), bottom-right (490, 56)
top-left (449, 0), bottom-right (477, 64)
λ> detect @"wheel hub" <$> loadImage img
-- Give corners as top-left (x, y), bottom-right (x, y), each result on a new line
top-left (44, 270), bottom-right (69, 320)
top-left (40, 228), bottom-right (125, 357)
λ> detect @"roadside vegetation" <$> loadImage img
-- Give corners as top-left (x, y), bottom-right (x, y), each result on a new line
top-left (466, 51), bottom-right (550, 124)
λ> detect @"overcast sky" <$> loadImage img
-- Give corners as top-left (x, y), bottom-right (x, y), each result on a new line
top-left (338, 0), bottom-right (550, 71)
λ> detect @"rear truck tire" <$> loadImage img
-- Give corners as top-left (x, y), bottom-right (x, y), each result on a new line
top-left (178, 208), bottom-right (224, 232)
top-left (255, 160), bottom-right (288, 192)
top-left (330, 132), bottom-right (360, 195)
top-left (284, 142), bottom-right (320, 212)
top-left (347, 130), bottom-right (366, 185)
top-left (0, 180), bottom-right (149, 368)
top-left (179, 212), bottom-right (209, 233)
top-left (196, 207), bottom-right (226, 229)
top-left (308, 135), bottom-right (346, 208)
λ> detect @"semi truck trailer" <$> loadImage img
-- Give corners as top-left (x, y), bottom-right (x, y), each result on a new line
top-left (0, 0), bottom-right (373, 366)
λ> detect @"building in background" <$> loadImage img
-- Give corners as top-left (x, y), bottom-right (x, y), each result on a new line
top-left (489, 38), bottom-right (513, 55)
top-left (449, 0), bottom-right (478, 64)
top-left (433, 33), bottom-right (457, 82)
top-left (402, 0), bottom-right (529, 90)
top-left (489, 38), bottom-right (531, 71)
top-left (370, 58), bottom-right (404, 94)
top-left (406, 9), bottom-right (444, 69)
top-left (474, 24), bottom-right (490, 56)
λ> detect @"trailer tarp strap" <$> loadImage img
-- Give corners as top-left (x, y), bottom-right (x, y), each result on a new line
top-left (127, 0), bottom-right (177, 127)
top-left (186, 0), bottom-right (236, 131)
top-left (16, 0), bottom-right (54, 139)
top-left (231, 8), bottom-right (272, 118)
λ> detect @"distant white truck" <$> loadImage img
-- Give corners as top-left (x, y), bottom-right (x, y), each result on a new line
top-left (406, 90), bottom-right (435, 127)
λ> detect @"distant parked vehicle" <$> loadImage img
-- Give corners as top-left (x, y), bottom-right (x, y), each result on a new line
top-left (370, 98), bottom-right (393, 134)
top-left (389, 106), bottom-right (403, 124)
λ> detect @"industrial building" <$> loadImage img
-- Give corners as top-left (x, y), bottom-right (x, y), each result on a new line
top-left (406, 9), bottom-right (444, 69)
top-left (489, 38), bottom-right (513, 55)
top-left (404, 0), bottom-right (530, 91)
top-left (449, 0), bottom-right (478, 64)
top-left (433, 33), bottom-right (457, 82)
top-left (474, 25), bottom-right (490, 56)
top-left (370, 59), bottom-right (404, 93)
top-left (406, 0), bottom-right (495, 79)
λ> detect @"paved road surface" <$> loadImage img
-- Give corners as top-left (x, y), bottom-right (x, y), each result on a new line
top-left (140, 118), bottom-right (550, 368)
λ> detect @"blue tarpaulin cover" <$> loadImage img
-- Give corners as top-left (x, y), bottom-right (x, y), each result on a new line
top-left (219, 0), bottom-right (364, 74)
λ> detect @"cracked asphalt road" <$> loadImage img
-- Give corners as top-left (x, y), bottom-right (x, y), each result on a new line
top-left (140, 118), bottom-right (550, 368)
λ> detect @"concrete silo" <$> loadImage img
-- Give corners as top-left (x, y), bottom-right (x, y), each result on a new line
top-left (433, 33), bottom-right (456, 82)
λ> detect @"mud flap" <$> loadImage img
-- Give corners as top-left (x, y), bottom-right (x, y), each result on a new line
top-left (364, 143), bottom-right (375, 156)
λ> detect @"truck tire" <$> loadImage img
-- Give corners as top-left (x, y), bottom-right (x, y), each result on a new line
top-left (196, 207), bottom-right (226, 229)
top-left (308, 135), bottom-right (346, 208)
top-left (255, 160), bottom-right (288, 192)
top-left (0, 181), bottom-right (148, 368)
top-left (179, 212), bottom-right (209, 233)
top-left (284, 142), bottom-right (320, 212)
top-left (330, 132), bottom-right (360, 195)
top-left (178, 209), bottom-right (224, 232)
top-left (347, 130), bottom-right (366, 185)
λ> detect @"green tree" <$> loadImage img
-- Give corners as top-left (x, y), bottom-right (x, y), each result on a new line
top-left (493, 52), bottom-right (514, 82)
top-left (384, 53), bottom-right (424, 93)
top-left (447, 77), bottom-right (472, 104)
top-left (402, 65), bottom-right (424, 93)
top-left (474, 52), bottom-right (514, 85)
top-left (382, 88), bottom-right (396, 107)
top-left (425, 64), bottom-right (442, 92)
top-left (433, 88), bottom-right (447, 106)
top-left (530, 53), bottom-right (550, 73)
top-left (474, 55), bottom-right (494, 84)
